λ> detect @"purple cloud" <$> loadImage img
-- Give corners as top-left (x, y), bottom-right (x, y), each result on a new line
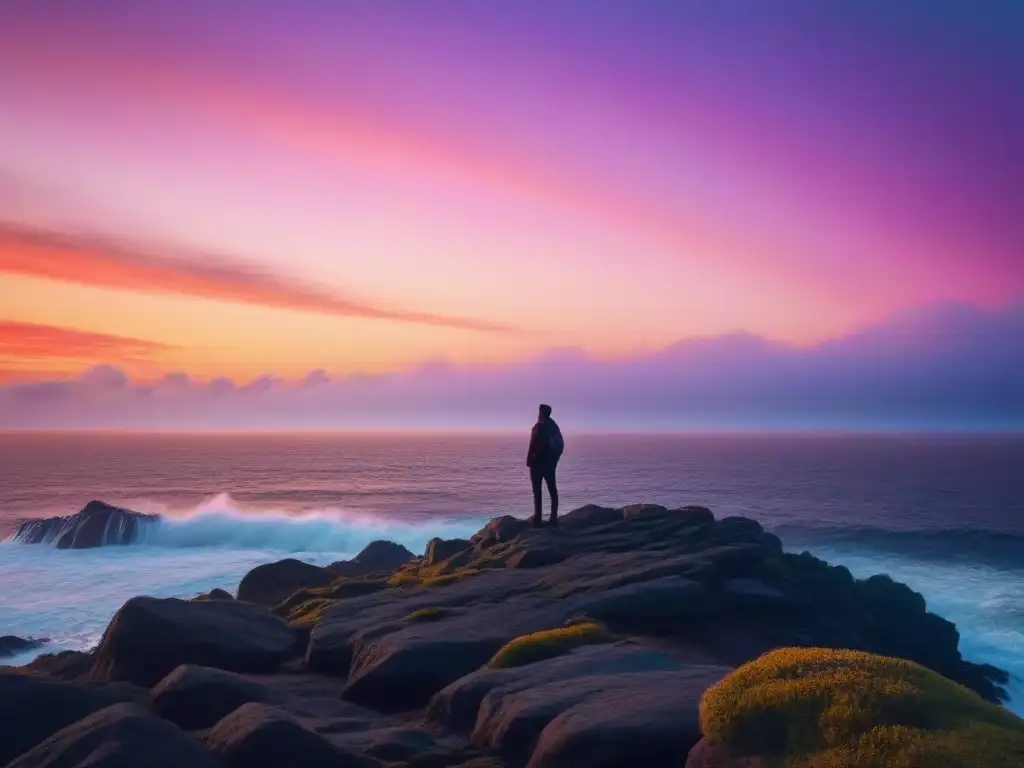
top-left (1, 301), bottom-right (1021, 431)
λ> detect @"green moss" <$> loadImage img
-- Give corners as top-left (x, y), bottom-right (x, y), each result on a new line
top-left (405, 606), bottom-right (456, 622)
top-left (387, 566), bottom-right (482, 588)
top-left (272, 578), bottom-right (386, 618)
top-left (282, 597), bottom-right (338, 628)
top-left (700, 647), bottom-right (1024, 768)
top-left (489, 622), bottom-right (613, 669)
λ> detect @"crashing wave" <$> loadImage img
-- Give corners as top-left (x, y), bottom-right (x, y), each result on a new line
top-left (7, 495), bottom-right (486, 554)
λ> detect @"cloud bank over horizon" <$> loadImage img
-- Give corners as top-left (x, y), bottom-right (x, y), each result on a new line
top-left (2, 301), bottom-right (1020, 431)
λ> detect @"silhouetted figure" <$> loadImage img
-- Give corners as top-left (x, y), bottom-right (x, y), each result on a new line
top-left (526, 403), bottom-right (564, 527)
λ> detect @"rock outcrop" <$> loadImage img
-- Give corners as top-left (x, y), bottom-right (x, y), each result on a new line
top-left (237, 559), bottom-right (333, 608)
top-left (150, 665), bottom-right (276, 730)
top-left (204, 702), bottom-right (364, 768)
top-left (0, 671), bottom-right (143, 765)
top-left (8, 501), bottom-right (1015, 768)
top-left (11, 500), bottom-right (159, 548)
top-left (326, 539), bottom-right (416, 577)
top-left (6, 702), bottom-right (219, 768)
top-left (90, 596), bottom-right (297, 687)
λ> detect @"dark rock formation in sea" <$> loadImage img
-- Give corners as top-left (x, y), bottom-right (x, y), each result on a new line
top-left (0, 635), bottom-right (46, 657)
top-left (4, 502), bottom-right (1019, 767)
top-left (11, 500), bottom-right (159, 548)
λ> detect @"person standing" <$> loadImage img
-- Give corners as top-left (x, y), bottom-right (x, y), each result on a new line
top-left (526, 403), bottom-right (564, 527)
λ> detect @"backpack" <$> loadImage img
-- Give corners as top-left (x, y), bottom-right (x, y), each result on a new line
top-left (547, 422), bottom-right (564, 461)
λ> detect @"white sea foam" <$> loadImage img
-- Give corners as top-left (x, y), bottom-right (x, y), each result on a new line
top-left (0, 493), bottom-right (488, 665)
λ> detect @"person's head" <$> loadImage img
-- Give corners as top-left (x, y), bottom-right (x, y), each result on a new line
top-left (538, 404), bottom-right (552, 420)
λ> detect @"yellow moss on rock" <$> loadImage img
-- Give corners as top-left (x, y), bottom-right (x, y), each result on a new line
top-left (282, 597), bottom-right (338, 628)
top-left (488, 622), bottom-right (613, 669)
top-left (387, 566), bottom-right (482, 588)
top-left (699, 647), bottom-right (1024, 768)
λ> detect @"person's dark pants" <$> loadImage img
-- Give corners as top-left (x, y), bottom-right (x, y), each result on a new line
top-left (530, 462), bottom-right (559, 524)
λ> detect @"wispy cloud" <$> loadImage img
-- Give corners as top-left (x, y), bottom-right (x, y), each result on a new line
top-left (0, 320), bottom-right (169, 360)
top-left (0, 222), bottom-right (514, 333)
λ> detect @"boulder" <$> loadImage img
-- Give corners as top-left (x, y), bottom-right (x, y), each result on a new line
top-left (327, 540), bottom-right (415, 577)
top-left (425, 537), bottom-right (472, 566)
top-left (237, 559), bottom-right (333, 608)
top-left (11, 501), bottom-right (159, 549)
top-left (428, 643), bottom-right (688, 734)
top-left (572, 577), bottom-right (719, 634)
top-left (471, 515), bottom-right (532, 547)
top-left (205, 702), bottom-right (363, 768)
top-left (619, 503), bottom-right (669, 519)
top-left (343, 633), bottom-right (508, 713)
top-left (91, 596), bottom-right (297, 687)
top-left (0, 635), bottom-right (46, 657)
top-left (429, 642), bottom-right (730, 766)
top-left (194, 588), bottom-right (234, 602)
top-left (507, 667), bottom-right (727, 767)
top-left (0, 671), bottom-right (142, 765)
top-left (559, 505), bottom-right (620, 528)
top-left (150, 664), bottom-right (274, 730)
top-left (6, 702), bottom-right (218, 768)
top-left (676, 505), bottom-right (716, 526)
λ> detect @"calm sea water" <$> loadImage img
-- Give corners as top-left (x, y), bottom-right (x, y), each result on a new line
top-left (1, 432), bottom-right (1022, 708)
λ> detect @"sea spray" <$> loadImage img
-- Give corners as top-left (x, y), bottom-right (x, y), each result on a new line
top-left (136, 493), bottom-right (487, 552)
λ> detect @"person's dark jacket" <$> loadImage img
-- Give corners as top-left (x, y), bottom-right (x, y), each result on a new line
top-left (527, 417), bottom-right (561, 468)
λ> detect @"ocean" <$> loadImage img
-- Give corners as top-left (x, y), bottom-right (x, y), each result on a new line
top-left (1, 432), bottom-right (1022, 711)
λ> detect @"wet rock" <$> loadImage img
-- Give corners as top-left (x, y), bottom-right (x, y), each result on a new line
top-left (237, 559), bottom-right (333, 608)
top-left (0, 671), bottom-right (143, 765)
top-left (425, 537), bottom-right (472, 566)
top-left (91, 596), bottom-right (296, 687)
top-left (6, 702), bottom-right (217, 768)
top-left (12, 501), bottom-right (158, 549)
top-left (205, 702), bottom-right (363, 768)
top-left (150, 664), bottom-right (274, 730)
top-left (0, 635), bottom-right (46, 657)
top-left (327, 540), bottom-right (415, 577)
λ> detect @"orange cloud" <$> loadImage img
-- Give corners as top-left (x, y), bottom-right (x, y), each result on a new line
top-left (0, 319), bottom-right (169, 360)
top-left (0, 223), bottom-right (513, 333)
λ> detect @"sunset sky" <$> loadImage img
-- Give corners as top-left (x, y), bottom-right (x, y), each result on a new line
top-left (0, 1), bottom-right (1021, 428)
